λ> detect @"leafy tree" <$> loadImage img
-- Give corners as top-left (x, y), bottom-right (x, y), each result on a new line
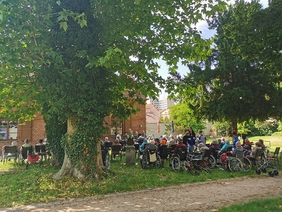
top-left (168, 1), bottom-right (281, 134)
top-left (212, 120), bottom-right (232, 137)
top-left (225, 0), bottom-right (282, 91)
top-left (0, 0), bottom-right (227, 179)
top-left (169, 102), bottom-right (205, 133)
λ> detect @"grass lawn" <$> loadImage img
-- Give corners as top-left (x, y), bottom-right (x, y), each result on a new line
top-left (0, 135), bottom-right (281, 210)
top-left (218, 197), bottom-right (282, 212)
top-left (248, 135), bottom-right (282, 152)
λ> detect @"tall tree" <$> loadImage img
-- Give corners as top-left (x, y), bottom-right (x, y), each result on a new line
top-left (167, 1), bottom-right (280, 133)
top-left (0, 0), bottom-right (226, 179)
top-left (224, 0), bottom-right (282, 119)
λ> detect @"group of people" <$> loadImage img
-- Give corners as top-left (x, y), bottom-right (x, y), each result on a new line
top-left (2, 139), bottom-right (48, 162)
top-left (103, 129), bottom-right (267, 169)
top-left (137, 128), bottom-right (207, 155)
top-left (208, 132), bottom-right (267, 168)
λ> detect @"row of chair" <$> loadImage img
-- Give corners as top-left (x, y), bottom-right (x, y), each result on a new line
top-left (1, 144), bottom-right (47, 167)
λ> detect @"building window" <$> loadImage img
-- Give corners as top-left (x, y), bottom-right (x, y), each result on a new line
top-left (0, 120), bottom-right (18, 140)
top-left (110, 118), bottom-right (122, 136)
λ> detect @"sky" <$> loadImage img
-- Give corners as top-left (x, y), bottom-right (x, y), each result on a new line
top-left (156, 0), bottom-right (269, 99)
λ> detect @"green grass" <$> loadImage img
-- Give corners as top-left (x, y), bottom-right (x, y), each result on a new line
top-left (248, 135), bottom-right (282, 152)
top-left (0, 135), bottom-right (281, 209)
top-left (218, 197), bottom-right (282, 212)
top-left (0, 158), bottom-right (257, 208)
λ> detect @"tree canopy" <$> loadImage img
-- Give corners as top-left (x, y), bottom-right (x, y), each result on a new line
top-left (0, 0), bottom-right (227, 178)
top-left (167, 0), bottom-right (282, 133)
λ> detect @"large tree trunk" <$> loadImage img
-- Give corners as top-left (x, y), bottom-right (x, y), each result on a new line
top-left (53, 119), bottom-right (104, 180)
top-left (231, 118), bottom-right (238, 134)
top-left (53, 151), bottom-right (85, 180)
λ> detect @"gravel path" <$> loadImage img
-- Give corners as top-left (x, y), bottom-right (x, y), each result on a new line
top-left (1, 175), bottom-right (282, 212)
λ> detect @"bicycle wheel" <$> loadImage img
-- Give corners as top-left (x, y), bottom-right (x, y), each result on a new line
top-left (184, 157), bottom-right (195, 173)
top-left (228, 158), bottom-right (243, 172)
top-left (141, 154), bottom-right (148, 169)
top-left (155, 155), bottom-right (162, 168)
top-left (171, 156), bottom-right (181, 171)
top-left (242, 157), bottom-right (252, 172)
top-left (208, 155), bottom-right (216, 169)
top-left (256, 157), bottom-right (267, 170)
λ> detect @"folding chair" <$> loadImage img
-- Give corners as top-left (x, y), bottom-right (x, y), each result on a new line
top-left (267, 147), bottom-right (280, 166)
top-left (2, 146), bottom-right (19, 163)
top-left (35, 144), bottom-right (47, 162)
top-left (21, 146), bottom-right (40, 169)
top-left (111, 145), bottom-right (122, 160)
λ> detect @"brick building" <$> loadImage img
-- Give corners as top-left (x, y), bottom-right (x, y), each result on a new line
top-left (0, 102), bottom-right (146, 151)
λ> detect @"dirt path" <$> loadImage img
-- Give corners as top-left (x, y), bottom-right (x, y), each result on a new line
top-left (1, 175), bottom-right (282, 212)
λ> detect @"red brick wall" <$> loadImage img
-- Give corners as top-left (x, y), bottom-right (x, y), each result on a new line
top-left (0, 103), bottom-right (146, 152)
top-left (31, 116), bottom-right (46, 144)
top-left (102, 102), bottom-right (146, 141)
top-left (0, 115), bottom-right (46, 153)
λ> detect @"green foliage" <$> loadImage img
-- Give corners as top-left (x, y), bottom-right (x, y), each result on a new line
top-left (169, 102), bottom-right (205, 133)
top-left (213, 120), bottom-right (231, 137)
top-left (159, 116), bottom-right (170, 123)
top-left (238, 121), bottom-right (252, 135)
top-left (214, 119), bottom-right (278, 137)
top-left (0, 0), bottom-right (228, 177)
top-left (223, 0), bottom-right (282, 118)
top-left (219, 197), bottom-right (282, 212)
top-left (43, 105), bottom-right (67, 165)
top-left (253, 119), bottom-right (278, 136)
top-left (167, 1), bottom-right (282, 133)
top-left (277, 120), bottom-right (282, 132)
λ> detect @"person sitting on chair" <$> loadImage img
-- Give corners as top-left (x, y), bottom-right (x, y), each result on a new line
top-left (20, 139), bottom-right (33, 163)
top-left (218, 140), bottom-right (231, 154)
top-left (21, 139), bottom-right (33, 152)
top-left (231, 141), bottom-right (243, 156)
top-left (112, 139), bottom-right (122, 160)
top-left (173, 139), bottom-right (186, 154)
top-left (154, 138), bottom-right (160, 147)
top-left (5, 140), bottom-right (20, 161)
top-left (218, 137), bottom-right (225, 149)
top-left (35, 139), bottom-right (47, 160)
top-left (198, 143), bottom-right (209, 153)
top-left (139, 138), bottom-right (149, 155)
top-left (209, 140), bottom-right (219, 150)
top-left (258, 139), bottom-right (266, 151)
top-left (146, 140), bottom-right (158, 150)
top-left (168, 138), bottom-right (176, 148)
top-left (249, 142), bottom-right (262, 157)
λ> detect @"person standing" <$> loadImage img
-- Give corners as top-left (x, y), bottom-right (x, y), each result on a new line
top-left (182, 131), bottom-right (190, 147)
top-left (141, 130), bottom-right (147, 138)
top-left (133, 131), bottom-right (139, 139)
top-left (232, 132), bottom-right (239, 149)
top-left (187, 127), bottom-right (196, 153)
top-left (197, 130), bottom-right (206, 145)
